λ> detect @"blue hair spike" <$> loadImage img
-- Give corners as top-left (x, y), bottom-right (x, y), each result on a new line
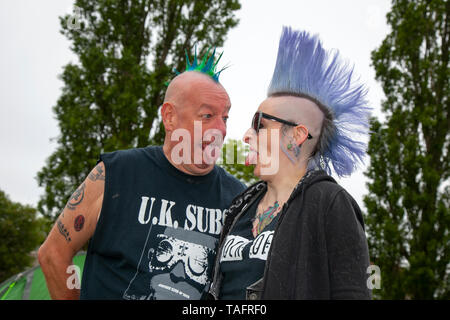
top-left (268, 27), bottom-right (371, 177)
top-left (204, 48), bottom-right (216, 72)
top-left (183, 45), bottom-right (225, 82)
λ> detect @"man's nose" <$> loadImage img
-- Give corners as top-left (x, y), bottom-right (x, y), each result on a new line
top-left (213, 116), bottom-right (227, 139)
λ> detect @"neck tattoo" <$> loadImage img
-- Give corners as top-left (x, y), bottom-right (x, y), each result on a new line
top-left (252, 201), bottom-right (280, 237)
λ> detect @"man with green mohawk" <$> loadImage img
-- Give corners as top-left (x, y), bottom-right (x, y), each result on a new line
top-left (38, 48), bottom-right (246, 300)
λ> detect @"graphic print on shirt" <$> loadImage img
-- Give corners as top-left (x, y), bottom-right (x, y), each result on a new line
top-left (220, 231), bottom-right (275, 263)
top-left (122, 196), bottom-right (224, 300)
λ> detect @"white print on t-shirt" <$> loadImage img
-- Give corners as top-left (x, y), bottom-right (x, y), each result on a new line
top-left (123, 195), bottom-right (223, 300)
top-left (137, 196), bottom-right (225, 236)
top-left (248, 231), bottom-right (274, 260)
top-left (220, 235), bottom-right (251, 262)
top-left (220, 231), bottom-right (274, 262)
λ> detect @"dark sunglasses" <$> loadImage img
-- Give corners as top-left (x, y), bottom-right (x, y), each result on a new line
top-left (251, 111), bottom-right (313, 139)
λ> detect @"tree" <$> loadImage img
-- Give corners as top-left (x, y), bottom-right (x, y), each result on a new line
top-left (37, 0), bottom-right (241, 219)
top-left (0, 190), bottom-right (48, 283)
top-left (364, 0), bottom-right (449, 299)
top-left (219, 139), bottom-right (257, 185)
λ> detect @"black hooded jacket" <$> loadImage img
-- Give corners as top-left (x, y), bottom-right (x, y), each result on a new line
top-left (207, 169), bottom-right (371, 300)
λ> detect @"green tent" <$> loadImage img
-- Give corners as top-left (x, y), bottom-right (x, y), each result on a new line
top-left (0, 252), bottom-right (86, 300)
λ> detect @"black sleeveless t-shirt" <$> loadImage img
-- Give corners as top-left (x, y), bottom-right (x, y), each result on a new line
top-left (80, 146), bottom-right (245, 300)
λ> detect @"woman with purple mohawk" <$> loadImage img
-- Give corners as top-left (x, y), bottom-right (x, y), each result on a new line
top-left (207, 27), bottom-right (372, 300)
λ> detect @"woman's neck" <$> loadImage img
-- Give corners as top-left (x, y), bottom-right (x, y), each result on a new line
top-left (262, 166), bottom-right (307, 207)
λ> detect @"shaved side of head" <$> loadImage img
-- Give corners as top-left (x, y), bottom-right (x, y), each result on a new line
top-left (263, 94), bottom-right (334, 165)
top-left (265, 95), bottom-right (324, 139)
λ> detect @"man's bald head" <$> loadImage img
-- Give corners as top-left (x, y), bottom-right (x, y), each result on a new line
top-left (164, 71), bottom-right (229, 109)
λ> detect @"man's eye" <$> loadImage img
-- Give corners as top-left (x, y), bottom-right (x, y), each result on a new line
top-left (202, 114), bottom-right (212, 119)
top-left (223, 116), bottom-right (228, 123)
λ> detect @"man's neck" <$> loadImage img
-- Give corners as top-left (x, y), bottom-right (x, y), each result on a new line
top-left (162, 143), bottom-right (214, 176)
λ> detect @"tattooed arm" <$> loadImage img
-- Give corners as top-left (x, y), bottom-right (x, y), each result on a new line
top-left (38, 162), bottom-right (105, 300)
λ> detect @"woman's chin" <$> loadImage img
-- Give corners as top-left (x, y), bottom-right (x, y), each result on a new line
top-left (253, 163), bottom-right (275, 181)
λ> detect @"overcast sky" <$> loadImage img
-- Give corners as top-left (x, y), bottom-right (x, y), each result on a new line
top-left (0, 0), bottom-right (391, 211)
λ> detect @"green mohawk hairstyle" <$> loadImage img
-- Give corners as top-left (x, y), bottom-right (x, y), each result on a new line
top-left (174, 46), bottom-right (226, 82)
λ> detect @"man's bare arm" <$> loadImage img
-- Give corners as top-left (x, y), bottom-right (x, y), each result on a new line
top-left (38, 162), bottom-right (105, 299)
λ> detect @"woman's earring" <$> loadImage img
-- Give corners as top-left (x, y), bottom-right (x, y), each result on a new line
top-left (287, 143), bottom-right (292, 150)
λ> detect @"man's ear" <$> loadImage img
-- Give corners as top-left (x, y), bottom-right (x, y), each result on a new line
top-left (293, 124), bottom-right (309, 146)
top-left (161, 102), bottom-right (177, 132)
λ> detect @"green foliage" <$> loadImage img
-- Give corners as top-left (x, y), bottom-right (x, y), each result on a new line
top-left (365, 0), bottom-right (449, 299)
top-left (37, 0), bottom-right (241, 219)
top-left (219, 139), bottom-right (257, 186)
top-left (0, 190), bottom-right (49, 283)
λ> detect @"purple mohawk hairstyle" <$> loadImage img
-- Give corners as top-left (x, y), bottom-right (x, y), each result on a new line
top-left (268, 27), bottom-right (371, 177)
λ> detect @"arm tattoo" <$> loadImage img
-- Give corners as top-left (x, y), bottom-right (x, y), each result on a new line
top-left (57, 219), bottom-right (71, 242)
top-left (65, 183), bottom-right (86, 210)
top-left (74, 215), bottom-right (85, 232)
top-left (88, 164), bottom-right (105, 182)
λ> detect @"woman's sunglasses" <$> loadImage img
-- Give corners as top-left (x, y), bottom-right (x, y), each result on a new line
top-left (251, 111), bottom-right (313, 139)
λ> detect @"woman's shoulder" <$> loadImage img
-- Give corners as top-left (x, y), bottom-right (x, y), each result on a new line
top-left (295, 171), bottom-right (361, 216)
top-left (301, 170), bottom-right (344, 200)
top-left (228, 181), bottom-right (266, 213)
top-left (306, 177), bottom-right (364, 229)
